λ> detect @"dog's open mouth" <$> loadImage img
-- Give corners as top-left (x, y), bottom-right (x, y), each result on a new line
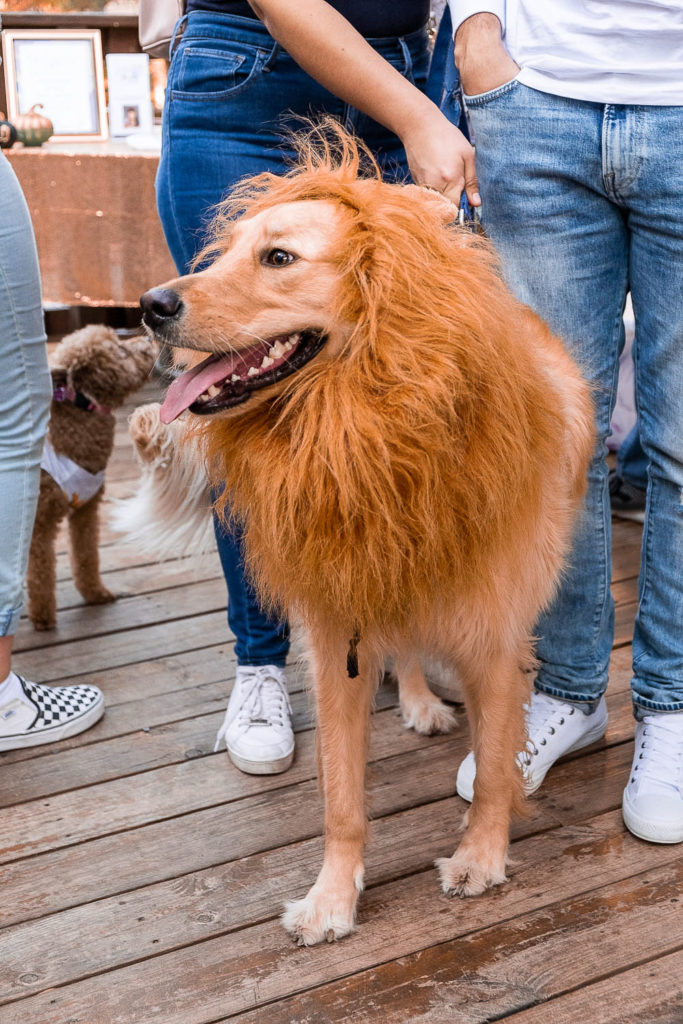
top-left (160, 329), bottom-right (326, 423)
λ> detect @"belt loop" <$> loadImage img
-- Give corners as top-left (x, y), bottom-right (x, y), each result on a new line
top-left (262, 41), bottom-right (281, 73)
top-left (170, 13), bottom-right (188, 57)
top-left (398, 36), bottom-right (413, 79)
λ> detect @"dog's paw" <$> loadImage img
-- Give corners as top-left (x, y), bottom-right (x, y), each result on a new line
top-left (31, 616), bottom-right (56, 632)
top-left (81, 586), bottom-right (116, 605)
top-left (282, 887), bottom-right (358, 946)
top-left (435, 850), bottom-right (508, 899)
top-left (400, 695), bottom-right (457, 735)
top-left (128, 403), bottom-right (166, 463)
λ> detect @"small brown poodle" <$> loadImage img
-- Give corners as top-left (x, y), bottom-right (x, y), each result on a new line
top-left (27, 325), bottom-right (156, 630)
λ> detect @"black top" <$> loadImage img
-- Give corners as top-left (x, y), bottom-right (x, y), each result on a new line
top-left (184, 1), bottom-right (430, 38)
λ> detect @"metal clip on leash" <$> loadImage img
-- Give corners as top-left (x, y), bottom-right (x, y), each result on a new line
top-left (458, 195), bottom-right (485, 235)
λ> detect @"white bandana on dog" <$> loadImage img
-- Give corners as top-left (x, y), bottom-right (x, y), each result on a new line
top-left (41, 438), bottom-right (105, 509)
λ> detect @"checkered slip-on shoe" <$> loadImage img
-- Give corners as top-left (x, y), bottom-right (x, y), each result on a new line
top-left (0, 676), bottom-right (104, 750)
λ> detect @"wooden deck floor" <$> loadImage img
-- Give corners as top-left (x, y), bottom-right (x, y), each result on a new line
top-left (2, 376), bottom-right (681, 1024)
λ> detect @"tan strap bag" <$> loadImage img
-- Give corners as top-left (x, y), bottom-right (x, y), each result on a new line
top-left (138, 0), bottom-right (186, 59)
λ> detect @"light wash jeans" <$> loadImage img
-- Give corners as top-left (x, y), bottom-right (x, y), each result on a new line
top-left (0, 155), bottom-right (51, 637)
top-left (462, 82), bottom-right (683, 714)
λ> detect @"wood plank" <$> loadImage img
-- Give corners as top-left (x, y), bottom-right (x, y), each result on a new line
top-left (0, 708), bottom-right (457, 866)
top-left (0, 685), bottom-right (402, 808)
top-left (495, 949), bottom-right (683, 1024)
top-left (225, 860), bottom-right (683, 1024)
top-left (1, 641), bottom-right (634, 774)
top-left (52, 553), bottom-right (221, 611)
top-left (0, 807), bottom-right (669, 1010)
top-left (12, 609), bottom-right (229, 682)
top-left (0, 736), bottom-right (636, 929)
top-left (7, 836), bottom-right (681, 1022)
top-left (13, 577), bottom-right (229, 653)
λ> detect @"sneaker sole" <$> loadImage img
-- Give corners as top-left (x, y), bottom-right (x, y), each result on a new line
top-left (455, 720), bottom-right (608, 803)
top-left (227, 746), bottom-right (294, 775)
top-left (0, 694), bottom-right (105, 751)
top-left (622, 791), bottom-right (683, 844)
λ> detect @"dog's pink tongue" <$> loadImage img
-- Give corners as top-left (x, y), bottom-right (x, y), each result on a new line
top-left (160, 354), bottom-right (234, 423)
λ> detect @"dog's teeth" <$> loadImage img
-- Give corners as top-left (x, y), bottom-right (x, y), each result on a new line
top-left (207, 384), bottom-right (220, 398)
top-left (247, 366), bottom-right (259, 377)
top-left (283, 339), bottom-right (295, 352)
top-left (231, 374), bottom-right (240, 382)
top-left (270, 341), bottom-right (285, 358)
top-left (261, 356), bottom-right (274, 369)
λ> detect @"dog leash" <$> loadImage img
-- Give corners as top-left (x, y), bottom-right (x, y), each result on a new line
top-left (457, 195), bottom-right (485, 235)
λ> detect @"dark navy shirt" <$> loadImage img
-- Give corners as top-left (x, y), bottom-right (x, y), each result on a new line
top-left (184, 1), bottom-right (430, 38)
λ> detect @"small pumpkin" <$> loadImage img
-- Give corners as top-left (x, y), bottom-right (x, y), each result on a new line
top-left (0, 112), bottom-right (17, 149)
top-left (14, 103), bottom-right (54, 147)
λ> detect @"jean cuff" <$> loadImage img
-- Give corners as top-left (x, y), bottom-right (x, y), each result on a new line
top-left (236, 655), bottom-right (289, 669)
top-left (0, 604), bottom-right (22, 637)
top-left (533, 682), bottom-right (603, 716)
top-left (632, 698), bottom-right (683, 719)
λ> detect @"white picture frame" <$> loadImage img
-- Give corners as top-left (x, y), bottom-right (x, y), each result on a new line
top-left (106, 52), bottom-right (154, 138)
top-left (2, 29), bottom-right (108, 142)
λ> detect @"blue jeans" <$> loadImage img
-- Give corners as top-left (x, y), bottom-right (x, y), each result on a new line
top-left (0, 155), bottom-right (51, 637)
top-left (462, 83), bottom-right (683, 713)
top-left (156, 11), bottom-right (430, 666)
top-left (617, 424), bottom-right (648, 491)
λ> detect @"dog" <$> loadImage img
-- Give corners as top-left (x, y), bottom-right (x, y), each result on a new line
top-left (133, 126), bottom-right (594, 945)
top-left (27, 325), bottom-right (156, 630)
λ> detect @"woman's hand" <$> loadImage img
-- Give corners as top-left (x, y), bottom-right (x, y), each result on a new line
top-left (400, 107), bottom-right (480, 207)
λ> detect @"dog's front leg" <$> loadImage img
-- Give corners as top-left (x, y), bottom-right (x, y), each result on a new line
top-left (282, 630), bottom-right (376, 946)
top-left (436, 650), bottom-right (528, 898)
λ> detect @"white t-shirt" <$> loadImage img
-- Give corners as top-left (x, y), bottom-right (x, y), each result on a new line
top-left (449, 0), bottom-right (683, 105)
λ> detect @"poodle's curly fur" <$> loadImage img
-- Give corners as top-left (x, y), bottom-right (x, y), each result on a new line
top-left (27, 325), bottom-right (155, 630)
top-left (133, 124), bottom-right (595, 945)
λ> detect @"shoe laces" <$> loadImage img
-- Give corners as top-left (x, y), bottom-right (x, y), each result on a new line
top-left (631, 715), bottom-right (683, 792)
top-left (518, 692), bottom-right (576, 768)
top-left (214, 666), bottom-right (292, 752)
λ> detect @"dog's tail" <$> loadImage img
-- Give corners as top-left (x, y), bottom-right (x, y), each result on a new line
top-left (110, 403), bottom-right (215, 559)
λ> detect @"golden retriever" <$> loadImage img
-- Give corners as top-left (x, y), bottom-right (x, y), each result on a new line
top-left (135, 126), bottom-right (594, 946)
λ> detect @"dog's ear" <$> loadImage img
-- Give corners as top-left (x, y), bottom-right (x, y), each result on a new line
top-left (401, 184), bottom-right (460, 226)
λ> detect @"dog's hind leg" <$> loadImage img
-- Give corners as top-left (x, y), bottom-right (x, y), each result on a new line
top-left (282, 629), bottom-right (377, 946)
top-left (68, 493), bottom-right (115, 605)
top-left (395, 653), bottom-right (457, 735)
top-left (436, 648), bottom-right (529, 898)
top-left (27, 475), bottom-right (66, 630)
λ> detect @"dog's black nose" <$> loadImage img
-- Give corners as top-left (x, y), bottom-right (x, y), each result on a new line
top-left (140, 288), bottom-right (184, 328)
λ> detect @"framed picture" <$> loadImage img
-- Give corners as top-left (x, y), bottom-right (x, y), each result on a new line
top-left (2, 29), bottom-right (108, 142)
top-left (106, 53), bottom-right (154, 138)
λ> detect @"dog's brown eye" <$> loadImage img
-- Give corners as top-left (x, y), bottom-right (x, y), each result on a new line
top-left (263, 248), bottom-right (297, 267)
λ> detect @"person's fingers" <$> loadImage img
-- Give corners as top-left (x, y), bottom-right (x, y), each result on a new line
top-left (442, 174), bottom-right (466, 206)
top-left (463, 149), bottom-right (481, 207)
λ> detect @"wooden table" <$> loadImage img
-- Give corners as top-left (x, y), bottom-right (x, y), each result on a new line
top-left (6, 137), bottom-right (176, 307)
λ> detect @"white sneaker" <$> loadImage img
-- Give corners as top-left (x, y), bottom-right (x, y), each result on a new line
top-left (0, 673), bottom-right (104, 751)
top-left (622, 712), bottom-right (683, 844)
top-left (214, 665), bottom-right (294, 775)
top-left (456, 689), bottom-right (608, 802)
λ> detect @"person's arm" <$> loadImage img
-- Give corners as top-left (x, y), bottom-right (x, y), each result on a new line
top-left (249, 0), bottom-right (480, 206)
top-left (451, 9), bottom-right (520, 97)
